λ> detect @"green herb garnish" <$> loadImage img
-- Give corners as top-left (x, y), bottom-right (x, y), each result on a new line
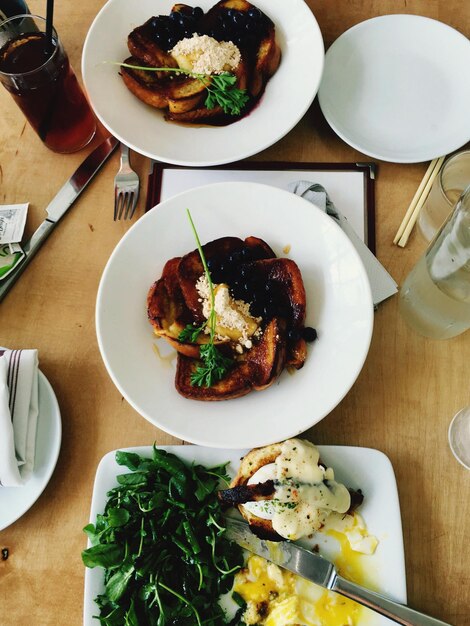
top-left (191, 343), bottom-right (234, 388)
top-left (82, 447), bottom-right (244, 625)
top-left (116, 62), bottom-right (250, 116)
top-left (178, 321), bottom-right (205, 344)
top-left (178, 209), bottom-right (234, 387)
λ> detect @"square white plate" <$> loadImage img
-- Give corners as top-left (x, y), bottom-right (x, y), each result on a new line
top-left (83, 445), bottom-right (406, 625)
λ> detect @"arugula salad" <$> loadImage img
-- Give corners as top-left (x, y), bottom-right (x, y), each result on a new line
top-left (82, 447), bottom-right (244, 625)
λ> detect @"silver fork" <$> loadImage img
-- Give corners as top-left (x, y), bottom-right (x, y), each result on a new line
top-left (114, 143), bottom-right (140, 220)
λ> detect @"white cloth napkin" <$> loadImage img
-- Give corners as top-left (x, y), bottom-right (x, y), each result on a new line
top-left (289, 181), bottom-right (397, 306)
top-left (0, 349), bottom-right (39, 487)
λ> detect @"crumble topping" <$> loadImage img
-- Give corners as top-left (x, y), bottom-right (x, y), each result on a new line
top-left (170, 34), bottom-right (241, 74)
top-left (196, 274), bottom-right (261, 350)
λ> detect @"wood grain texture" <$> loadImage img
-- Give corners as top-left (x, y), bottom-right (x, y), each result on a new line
top-left (0, 0), bottom-right (469, 624)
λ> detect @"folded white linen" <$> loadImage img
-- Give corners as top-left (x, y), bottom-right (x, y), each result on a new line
top-left (288, 181), bottom-right (398, 306)
top-left (0, 349), bottom-right (39, 487)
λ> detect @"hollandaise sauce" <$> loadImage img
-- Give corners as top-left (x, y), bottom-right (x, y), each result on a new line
top-left (242, 439), bottom-right (351, 540)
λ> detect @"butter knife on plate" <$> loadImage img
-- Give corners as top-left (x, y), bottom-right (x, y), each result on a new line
top-left (0, 135), bottom-right (119, 303)
top-left (225, 518), bottom-right (451, 626)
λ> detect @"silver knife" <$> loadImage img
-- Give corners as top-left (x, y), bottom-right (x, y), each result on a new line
top-left (225, 518), bottom-right (452, 626)
top-left (0, 135), bottom-right (119, 303)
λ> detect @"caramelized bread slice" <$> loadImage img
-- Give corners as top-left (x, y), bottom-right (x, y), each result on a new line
top-left (128, 18), bottom-right (179, 70)
top-left (147, 257), bottom-right (203, 357)
top-left (252, 258), bottom-right (306, 328)
top-left (121, 56), bottom-right (209, 111)
top-left (175, 317), bottom-right (286, 400)
top-left (225, 442), bottom-right (284, 540)
top-left (250, 29), bottom-right (281, 97)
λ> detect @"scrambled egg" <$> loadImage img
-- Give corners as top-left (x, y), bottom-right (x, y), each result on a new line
top-left (234, 513), bottom-right (377, 626)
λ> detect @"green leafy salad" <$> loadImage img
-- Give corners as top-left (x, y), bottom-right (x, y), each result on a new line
top-left (82, 448), bottom-right (245, 625)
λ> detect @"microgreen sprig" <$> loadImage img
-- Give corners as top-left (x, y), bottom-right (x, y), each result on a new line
top-left (183, 209), bottom-right (234, 387)
top-left (116, 61), bottom-right (250, 116)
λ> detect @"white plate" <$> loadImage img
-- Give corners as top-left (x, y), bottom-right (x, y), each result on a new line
top-left (318, 15), bottom-right (470, 163)
top-left (96, 182), bottom-right (373, 448)
top-left (83, 445), bottom-right (407, 625)
top-left (81, 0), bottom-right (324, 166)
top-left (0, 371), bottom-right (61, 531)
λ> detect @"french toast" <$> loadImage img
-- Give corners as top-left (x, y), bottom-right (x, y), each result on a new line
top-left (120, 0), bottom-right (281, 124)
top-left (175, 317), bottom-right (286, 400)
top-left (147, 235), bottom-right (316, 401)
top-left (218, 439), bottom-right (365, 541)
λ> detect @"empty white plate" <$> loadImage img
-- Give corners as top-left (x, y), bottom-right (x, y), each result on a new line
top-left (0, 371), bottom-right (61, 531)
top-left (318, 15), bottom-right (470, 163)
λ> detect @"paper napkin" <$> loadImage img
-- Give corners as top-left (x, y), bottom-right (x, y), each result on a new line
top-left (289, 181), bottom-right (397, 306)
top-left (0, 349), bottom-right (39, 487)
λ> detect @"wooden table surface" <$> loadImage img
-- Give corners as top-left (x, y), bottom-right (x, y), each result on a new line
top-left (1, 0), bottom-right (469, 624)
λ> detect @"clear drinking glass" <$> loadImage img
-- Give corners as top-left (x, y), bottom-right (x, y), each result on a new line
top-left (0, 14), bottom-right (96, 152)
top-left (448, 407), bottom-right (470, 470)
top-left (418, 151), bottom-right (470, 241)
top-left (399, 185), bottom-right (470, 339)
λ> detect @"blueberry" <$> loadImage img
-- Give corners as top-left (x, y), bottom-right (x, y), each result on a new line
top-left (229, 250), bottom-right (243, 264)
top-left (233, 11), bottom-right (246, 25)
top-left (167, 35), bottom-right (178, 49)
top-left (240, 265), bottom-right (252, 280)
top-left (169, 11), bottom-right (180, 21)
top-left (227, 9), bottom-right (236, 18)
top-left (248, 7), bottom-right (262, 20)
top-left (192, 6), bottom-right (203, 19)
top-left (262, 304), bottom-right (275, 319)
top-left (288, 328), bottom-right (301, 342)
top-left (302, 327), bottom-right (318, 342)
top-left (251, 302), bottom-right (263, 317)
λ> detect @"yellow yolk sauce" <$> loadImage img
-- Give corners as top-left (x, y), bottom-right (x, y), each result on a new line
top-left (234, 552), bottom-right (370, 626)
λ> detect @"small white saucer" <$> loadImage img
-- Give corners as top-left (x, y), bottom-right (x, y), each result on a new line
top-left (0, 370), bottom-right (62, 532)
top-left (318, 15), bottom-right (470, 163)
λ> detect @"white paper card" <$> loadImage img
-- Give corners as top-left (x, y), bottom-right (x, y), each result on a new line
top-left (159, 169), bottom-right (368, 243)
top-left (0, 203), bottom-right (28, 245)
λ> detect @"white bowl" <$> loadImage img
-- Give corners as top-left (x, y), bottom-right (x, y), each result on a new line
top-left (82, 0), bottom-right (324, 166)
top-left (96, 182), bottom-right (373, 448)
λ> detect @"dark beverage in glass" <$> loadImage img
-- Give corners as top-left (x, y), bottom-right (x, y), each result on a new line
top-left (0, 14), bottom-right (96, 152)
top-left (0, 0), bottom-right (30, 20)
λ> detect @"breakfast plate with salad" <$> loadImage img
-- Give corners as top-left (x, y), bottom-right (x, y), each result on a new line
top-left (81, 0), bottom-right (324, 166)
top-left (82, 440), bottom-right (406, 625)
top-left (95, 182), bottom-right (373, 449)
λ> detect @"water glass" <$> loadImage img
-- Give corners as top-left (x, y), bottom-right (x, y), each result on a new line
top-left (449, 407), bottom-right (470, 470)
top-left (0, 14), bottom-right (96, 152)
top-left (418, 151), bottom-right (470, 241)
top-left (399, 186), bottom-right (470, 339)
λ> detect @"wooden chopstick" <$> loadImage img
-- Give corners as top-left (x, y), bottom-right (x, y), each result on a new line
top-left (393, 155), bottom-right (446, 247)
